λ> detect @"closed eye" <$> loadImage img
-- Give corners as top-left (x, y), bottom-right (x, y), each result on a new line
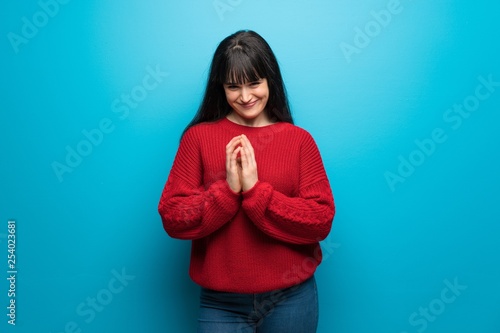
top-left (225, 80), bottom-right (262, 90)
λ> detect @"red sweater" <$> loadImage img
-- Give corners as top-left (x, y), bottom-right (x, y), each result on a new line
top-left (158, 117), bottom-right (335, 293)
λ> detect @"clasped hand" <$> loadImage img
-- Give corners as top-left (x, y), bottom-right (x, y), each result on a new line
top-left (226, 134), bottom-right (258, 193)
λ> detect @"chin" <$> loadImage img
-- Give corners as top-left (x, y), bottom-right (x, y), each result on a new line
top-left (240, 105), bottom-right (265, 115)
top-left (237, 112), bottom-right (262, 120)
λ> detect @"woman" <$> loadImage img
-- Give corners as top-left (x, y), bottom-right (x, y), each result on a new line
top-left (158, 30), bottom-right (335, 333)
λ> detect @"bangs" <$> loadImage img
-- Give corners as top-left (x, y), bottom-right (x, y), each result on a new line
top-left (223, 49), bottom-right (265, 84)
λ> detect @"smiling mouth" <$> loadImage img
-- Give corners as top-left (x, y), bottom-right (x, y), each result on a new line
top-left (240, 100), bottom-right (258, 108)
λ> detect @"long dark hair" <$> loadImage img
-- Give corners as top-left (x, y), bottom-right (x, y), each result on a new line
top-left (183, 30), bottom-right (293, 136)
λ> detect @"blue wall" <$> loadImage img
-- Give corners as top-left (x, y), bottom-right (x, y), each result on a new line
top-left (1, 0), bottom-right (499, 332)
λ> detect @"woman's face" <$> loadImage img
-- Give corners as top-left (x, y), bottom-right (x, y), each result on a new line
top-left (223, 78), bottom-right (270, 126)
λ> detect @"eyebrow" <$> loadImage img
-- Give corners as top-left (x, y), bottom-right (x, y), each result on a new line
top-left (224, 79), bottom-right (262, 85)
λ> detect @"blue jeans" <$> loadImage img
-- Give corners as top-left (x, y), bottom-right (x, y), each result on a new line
top-left (197, 276), bottom-right (318, 333)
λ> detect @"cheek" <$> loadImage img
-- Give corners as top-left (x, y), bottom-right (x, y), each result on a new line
top-left (225, 92), bottom-right (237, 103)
top-left (258, 87), bottom-right (269, 99)
top-left (259, 90), bottom-right (269, 103)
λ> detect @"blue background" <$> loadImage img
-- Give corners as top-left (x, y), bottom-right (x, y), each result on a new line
top-left (1, 0), bottom-right (499, 332)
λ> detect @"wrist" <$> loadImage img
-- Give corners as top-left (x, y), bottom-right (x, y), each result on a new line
top-left (242, 180), bottom-right (258, 193)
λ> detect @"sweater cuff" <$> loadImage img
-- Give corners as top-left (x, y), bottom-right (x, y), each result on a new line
top-left (241, 181), bottom-right (273, 215)
top-left (212, 179), bottom-right (242, 213)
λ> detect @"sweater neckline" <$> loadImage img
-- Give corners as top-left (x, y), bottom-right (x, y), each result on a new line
top-left (220, 117), bottom-right (285, 132)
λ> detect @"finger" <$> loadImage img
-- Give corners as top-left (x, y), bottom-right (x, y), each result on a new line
top-left (232, 146), bottom-right (241, 160)
top-left (239, 144), bottom-right (248, 167)
top-left (226, 136), bottom-right (241, 165)
top-left (231, 147), bottom-right (242, 168)
top-left (226, 146), bottom-right (232, 170)
top-left (240, 135), bottom-right (255, 166)
top-left (226, 135), bottom-right (242, 150)
top-left (240, 146), bottom-right (255, 171)
top-left (240, 135), bottom-right (255, 155)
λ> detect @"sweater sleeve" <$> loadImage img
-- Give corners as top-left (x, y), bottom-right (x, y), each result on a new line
top-left (158, 127), bottom-right (241, 240)
top-left (241, 132), bottom-right (335, 245)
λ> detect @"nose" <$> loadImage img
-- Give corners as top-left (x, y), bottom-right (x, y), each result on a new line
top-left (240, 87), bottom-right (251, 103)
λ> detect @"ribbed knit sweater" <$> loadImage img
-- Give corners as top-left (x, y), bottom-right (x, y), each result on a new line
top-left (158, 117), bottom-right (335, 293)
